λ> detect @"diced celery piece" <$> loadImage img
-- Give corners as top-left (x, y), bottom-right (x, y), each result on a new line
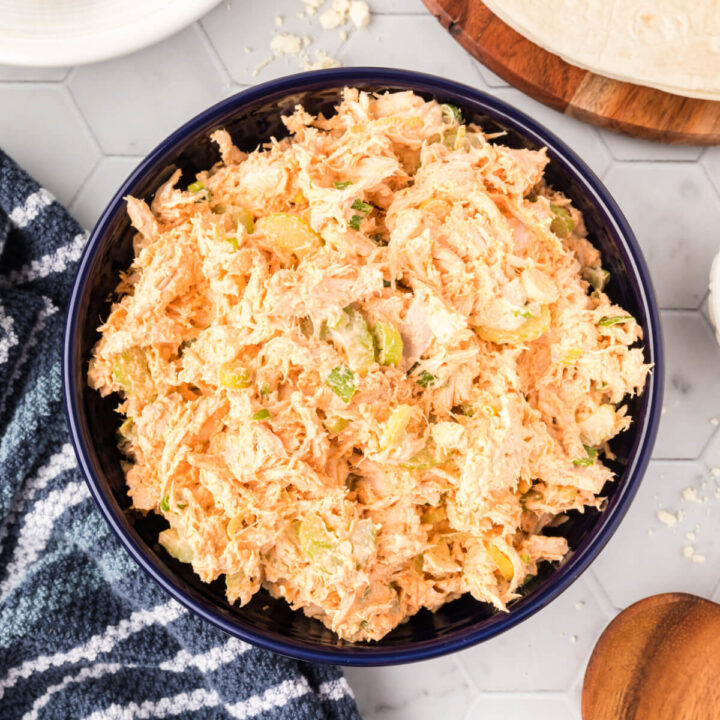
top-left (334, 180), bottom-right (352, 189)
top-left (116, 417), bottom-right (135, 447)
top-left (260, 383), bottom-right (270, 396)
top-left (349, 214), bottom-right (363, 231)
top-left (112, 347), bottom-right (149, 395)
top-left (256, 213), bottom-right (322, 259)
top-left (582, 266), bottom-right (610, 291)
top-left (187, 181), bottom-right (204, 193)
top-left (326, 307), bottom-right (375, 372)
top-left (324, 417), bottom-right (349, 434)
top-left (224, 236), bottom-right (239, 250)
top-left (381, 405), bottom-right (414, 449)
top-left (159, 495), bottom-right (170, 512)
top-left (440, 103), bottom-right (463, 124)
top-left (373, 321), bottom-right (404, 366)
top-left (487, 545), bottom-right (514, 580)
top-left (297, 515), bottom-right (342, 574)
top-left (399, 445), bottom-right (443, 470)
top-left (549, 203), bottom-right (574, 238)
top-left (325, 366), bottom-right (357, 403)
top-left (251, 409), bottom-right (271, 421)
top-left (219, 363), bottom-right (252, 389)
top-left (475, 305), bottom-right (551, 345)
top-left (158, 528), bottom-right (194, 563)
top-left (350, 519), bottom-right (376, 565)
top-left (212, 204), bottom-right (254, 233)
top-left (561, 347), bottom-right (583, 365)
top-left (226, 570), bottom-right (244, 600)
top-left (578, 403), bottom-right (616, 446)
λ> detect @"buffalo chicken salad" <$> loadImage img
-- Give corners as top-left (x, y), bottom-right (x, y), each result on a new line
top-left (88, 89), bottom-right (650, 642)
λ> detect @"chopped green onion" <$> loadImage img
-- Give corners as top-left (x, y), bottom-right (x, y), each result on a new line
top-left (187, 181), bottom-right (205, 193)
top-left (334, 180), bottom-right (352, 189)
top-left (351, 199), bottom-right (373, 215)
top-left (349, 214), bottom-right (363, 231)
top-left (176, 502), bottom-right (187, 510)
top-left (260, 383), bottom-right (270, 396)
top-left (598, 316), bottom-right (634, 327)
top-left (417, 370), bottom-right (436, 389)
top-left (326, 365), bottom-right (357, 403)
top-left (159, 495), bottom-right (170, 512)
top-left (360, 620), bottom-right (370, 632)
top-left (520, 552), bottom-right (530, 565)
top-left (382, 279), bottom-right (392, 288)
top-left (440, 103), bottom-right (463, 124)
top-left (573, 444), bottom-right (598, 467)
top-left (251, 409), bottom-right (271, 421)
top-left (514, 309), bottom-right (535, 319)
top-left (373, 234), bottom-right (388, 246)
top-left (549, 203), bottom-right (574, 238)
top-left (224, 236), bottom-right (239, 250)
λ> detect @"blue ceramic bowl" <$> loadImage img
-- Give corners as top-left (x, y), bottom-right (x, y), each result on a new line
top-left (63, 68), bottom-right (663, 666)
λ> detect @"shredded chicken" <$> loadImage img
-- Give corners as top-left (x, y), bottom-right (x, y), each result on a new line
top-left (88, 89), bottom-right (650, 642)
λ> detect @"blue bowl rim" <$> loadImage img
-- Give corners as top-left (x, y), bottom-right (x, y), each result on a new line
top-left (63, 67), bottom-right (663, 666)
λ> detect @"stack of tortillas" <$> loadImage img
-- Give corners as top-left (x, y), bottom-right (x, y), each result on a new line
top-left (482, 0), bottom-right (720, 101)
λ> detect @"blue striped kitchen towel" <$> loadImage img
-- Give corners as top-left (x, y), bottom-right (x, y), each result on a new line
top-left (0, 148), bottom-right (361, 720)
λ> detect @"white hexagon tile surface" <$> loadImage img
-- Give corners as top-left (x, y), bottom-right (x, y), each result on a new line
top-left (2, 3), bottom-right (719, 719)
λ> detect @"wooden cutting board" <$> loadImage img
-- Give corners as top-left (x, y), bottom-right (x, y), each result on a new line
top-left (582, 593), bottom-right (720, 719)
top-left (422, 0), bottom-right (720, 144)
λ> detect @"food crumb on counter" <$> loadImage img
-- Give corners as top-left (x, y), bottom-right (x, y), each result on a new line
top-left (686, 530), bottom-right (696, 541)
top-left (275, 15), bottom-right (283, 26)
top-left (571, 635), bottom-right (578, 644)
top-left (682, 487), bottom-right (700, 503)
top-left (302, 49), bottom-right (342, 70)
top-left (710, 417), bottom-right (719, 426)
top-left (710, 466), bottom-right (720, 478)
top-left (692, 554), bottom-right (706, 564)
top-left (270, 33), bottom-right (304, 55)
top-left (575, 601), bottom-right (585, 609)
top-left (657, 510), bottom-right (678, 527)
top-left (683, 545), bottom-right (694, 558)
top-left (349, 0), bottom-right (370, 28)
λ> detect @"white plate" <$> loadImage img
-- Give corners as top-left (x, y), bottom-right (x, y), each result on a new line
top-left (0, 0), bottom-right (223, 67)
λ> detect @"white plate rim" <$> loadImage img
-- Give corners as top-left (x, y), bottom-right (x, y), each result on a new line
top-left (0, 0), bottom-right (224, 67)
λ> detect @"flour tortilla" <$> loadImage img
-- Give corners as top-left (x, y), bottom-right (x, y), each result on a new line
top-left (483, 0), bottom-right (720, 101)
